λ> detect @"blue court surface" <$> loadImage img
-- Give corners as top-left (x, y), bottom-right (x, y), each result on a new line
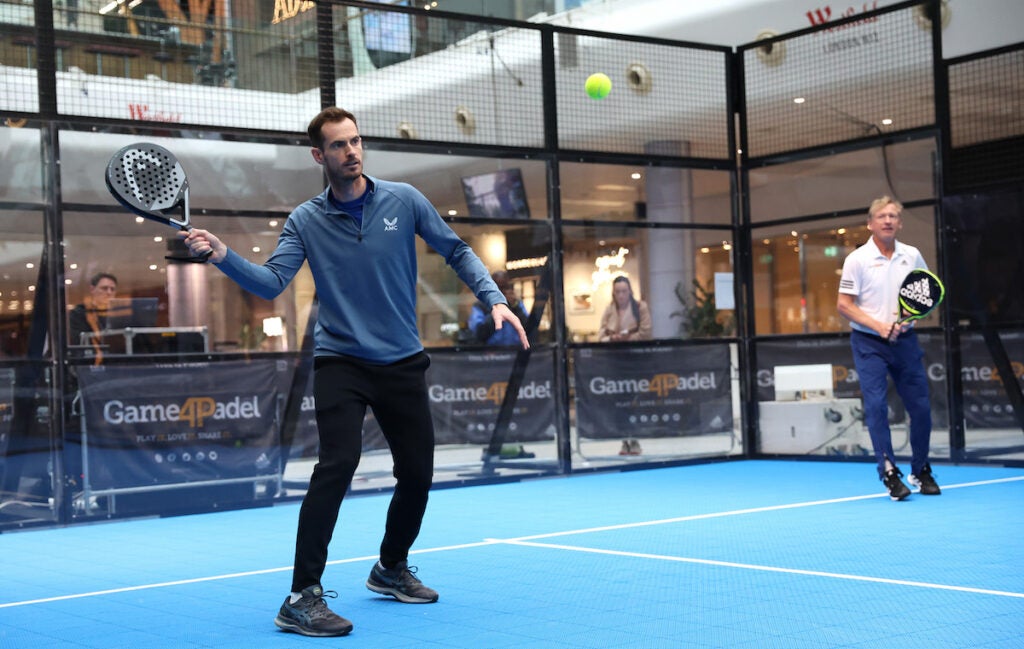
top-left (1, 460), bottom-right (1022, 648)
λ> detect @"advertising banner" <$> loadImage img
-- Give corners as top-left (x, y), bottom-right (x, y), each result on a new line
top-left (77, 359), bottom-right (284, 490)
top-left (287, 349), bottom-right (556, 456)
top-left (755, 335), bottom-right (949, 427)
top-left (573, 345), bottom-right (732, 439)
top-left (756, 332), bottom-right (1023, 431)
top-left (426, 348), bottom-right (556, 445)
top-left (957, 332), bottom-right (1024, 429)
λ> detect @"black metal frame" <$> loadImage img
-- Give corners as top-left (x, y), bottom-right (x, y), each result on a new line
top-left (4, 0), bottom-right (1023, 531)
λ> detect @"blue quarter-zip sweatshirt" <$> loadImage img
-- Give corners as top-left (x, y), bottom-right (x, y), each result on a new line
top-left (215, 175), bottom-right (505, 363)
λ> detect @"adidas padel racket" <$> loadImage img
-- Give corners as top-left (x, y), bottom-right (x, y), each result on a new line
top-left (105, 142), bottom-right (211, 262)
top-left (888, 268), bottom-right (944, 343)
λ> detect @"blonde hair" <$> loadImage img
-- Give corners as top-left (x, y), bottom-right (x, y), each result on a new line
top-left (868, 195), bottom-right (903, 219)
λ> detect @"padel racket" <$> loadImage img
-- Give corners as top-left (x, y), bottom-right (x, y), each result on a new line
top-left (105, 142), bottom-right (211, 262)
top-left (888, 268), bottom-right (945, 343)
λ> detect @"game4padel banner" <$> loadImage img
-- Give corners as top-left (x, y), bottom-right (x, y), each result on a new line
top-left (77, 359), bottom-right (283, 490)
top-left (573, 345), bottom-right (732, 439)
top-left (426, 348), bottom-right (556, 445)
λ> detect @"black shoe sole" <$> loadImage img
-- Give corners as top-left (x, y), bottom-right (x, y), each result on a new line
top-left (274, 615), bottom-right (352, 637)
top-left (365, 579), bottom-right (438, 604)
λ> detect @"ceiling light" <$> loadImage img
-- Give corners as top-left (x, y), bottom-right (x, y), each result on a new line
top-left (793, 97), bottom-right (805, 104)
top-left (882, 118), bottom-right (893, 125)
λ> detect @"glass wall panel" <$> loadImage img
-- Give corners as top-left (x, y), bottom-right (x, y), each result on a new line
top-left (748, 139), bottom-right (937, 223)
top-left (570, 342), bottom-right (743, 469)
top-left (559, 161), bottom-right (731, 225)
top-left (960, 330), bottom-right (1024, 462)
top-left (0, 127), bottom-right (57, 528)
top-left (750, 206), bottom-right (938, 336)
top-left (59, 131), bottom-right (320, 354)
top-left (422, 221), bottom-right (554, 349)
top-left (754, 333), bottom-right (950, 463)
top-left (369, 150), bottom-right (548, 221)
top-left (562, 224), bottom-right (735, 343)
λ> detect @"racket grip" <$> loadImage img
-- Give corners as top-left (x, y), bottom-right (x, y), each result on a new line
top-left (178, 224), bottom-right (213, 262)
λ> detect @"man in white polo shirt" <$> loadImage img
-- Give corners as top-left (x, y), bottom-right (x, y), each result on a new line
top-left (837, 196), bottom-right (941, 501)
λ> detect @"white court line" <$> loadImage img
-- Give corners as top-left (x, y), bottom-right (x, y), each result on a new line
top-left (493, 538), bottom-right (1024, 599)
top-left (0, 541), bottom-right (500, 609)
top-left (2, 476), bottom-right (1021, 609)
top-left (506, 475), bottom-right (1024, 542)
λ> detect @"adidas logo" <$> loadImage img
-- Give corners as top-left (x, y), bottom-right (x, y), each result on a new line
top-left (900, 278), bottom-right (933, 307)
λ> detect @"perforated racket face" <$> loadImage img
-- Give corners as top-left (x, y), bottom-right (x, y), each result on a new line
top-left (898, 268), bottom-right (945, 318)
top-left (105, 143), bottom-right (188, 226)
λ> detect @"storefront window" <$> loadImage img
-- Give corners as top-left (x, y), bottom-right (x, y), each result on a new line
top-left (561, 223), bottom-right (735, 342)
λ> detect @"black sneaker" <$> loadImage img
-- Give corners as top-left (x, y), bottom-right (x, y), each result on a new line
top-left (366, 561), bottom-right (439, 603)
top-left (882, 467), bottom-right (911, 501)
top-left (909, 464), bottom-right (941, 495)
top-left (274, 585), bottom-right (353, 637)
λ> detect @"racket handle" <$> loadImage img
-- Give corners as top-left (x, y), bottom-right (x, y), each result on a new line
top-left (178, 224), bottom-right (213, 262)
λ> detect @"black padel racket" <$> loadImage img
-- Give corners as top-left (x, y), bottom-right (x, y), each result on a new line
top-left (105, 143), bottom-right (211, 262)
top-left (888, 268), bottom-right (945, 343)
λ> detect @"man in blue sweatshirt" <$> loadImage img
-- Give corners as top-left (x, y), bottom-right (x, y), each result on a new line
top-left (182, 107), bottom-right (528, 637)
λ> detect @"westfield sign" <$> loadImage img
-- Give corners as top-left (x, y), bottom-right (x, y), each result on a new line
top-left (805, 1), bottom-right (880, 29)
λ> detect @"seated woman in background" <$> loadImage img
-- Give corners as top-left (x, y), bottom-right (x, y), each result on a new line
top-left (599, 275), bottom-right (652, 343)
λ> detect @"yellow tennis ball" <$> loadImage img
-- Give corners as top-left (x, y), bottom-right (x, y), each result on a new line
top-left (585, 73), bottom-right (612, 100)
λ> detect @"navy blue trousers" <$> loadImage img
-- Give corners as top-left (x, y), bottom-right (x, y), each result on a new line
top-left (291, 351), bottom-right (434, 592)
top-left (849, 330), bottom-right (932, 478)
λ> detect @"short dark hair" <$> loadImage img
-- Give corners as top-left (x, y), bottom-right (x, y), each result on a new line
top-left (307, 107), bottom-right (358, 149)
top-left (492, 270), bottom-right (511, 290)
top-left (90, 272), bottom-right (117, 287)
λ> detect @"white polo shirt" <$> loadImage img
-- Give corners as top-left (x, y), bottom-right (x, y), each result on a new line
top-left (838, 238), bottom-right (928, 335)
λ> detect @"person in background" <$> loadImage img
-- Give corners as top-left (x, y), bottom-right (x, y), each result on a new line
top-left (598, 275), bottom-right (652, 455)
top-left (468, 271), bottom-right (529, 345)
top-left (181, 107), bottom-right (528, 638)
top-left (837, 195), bottom-right (941, 501)
top-left (68, 272), bottom-right (118, 352)
top-left (599, 275), bottom-right (652, 343)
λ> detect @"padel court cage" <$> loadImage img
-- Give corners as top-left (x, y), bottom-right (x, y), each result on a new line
top-left (0, 0), bottom-right (1022, 530)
